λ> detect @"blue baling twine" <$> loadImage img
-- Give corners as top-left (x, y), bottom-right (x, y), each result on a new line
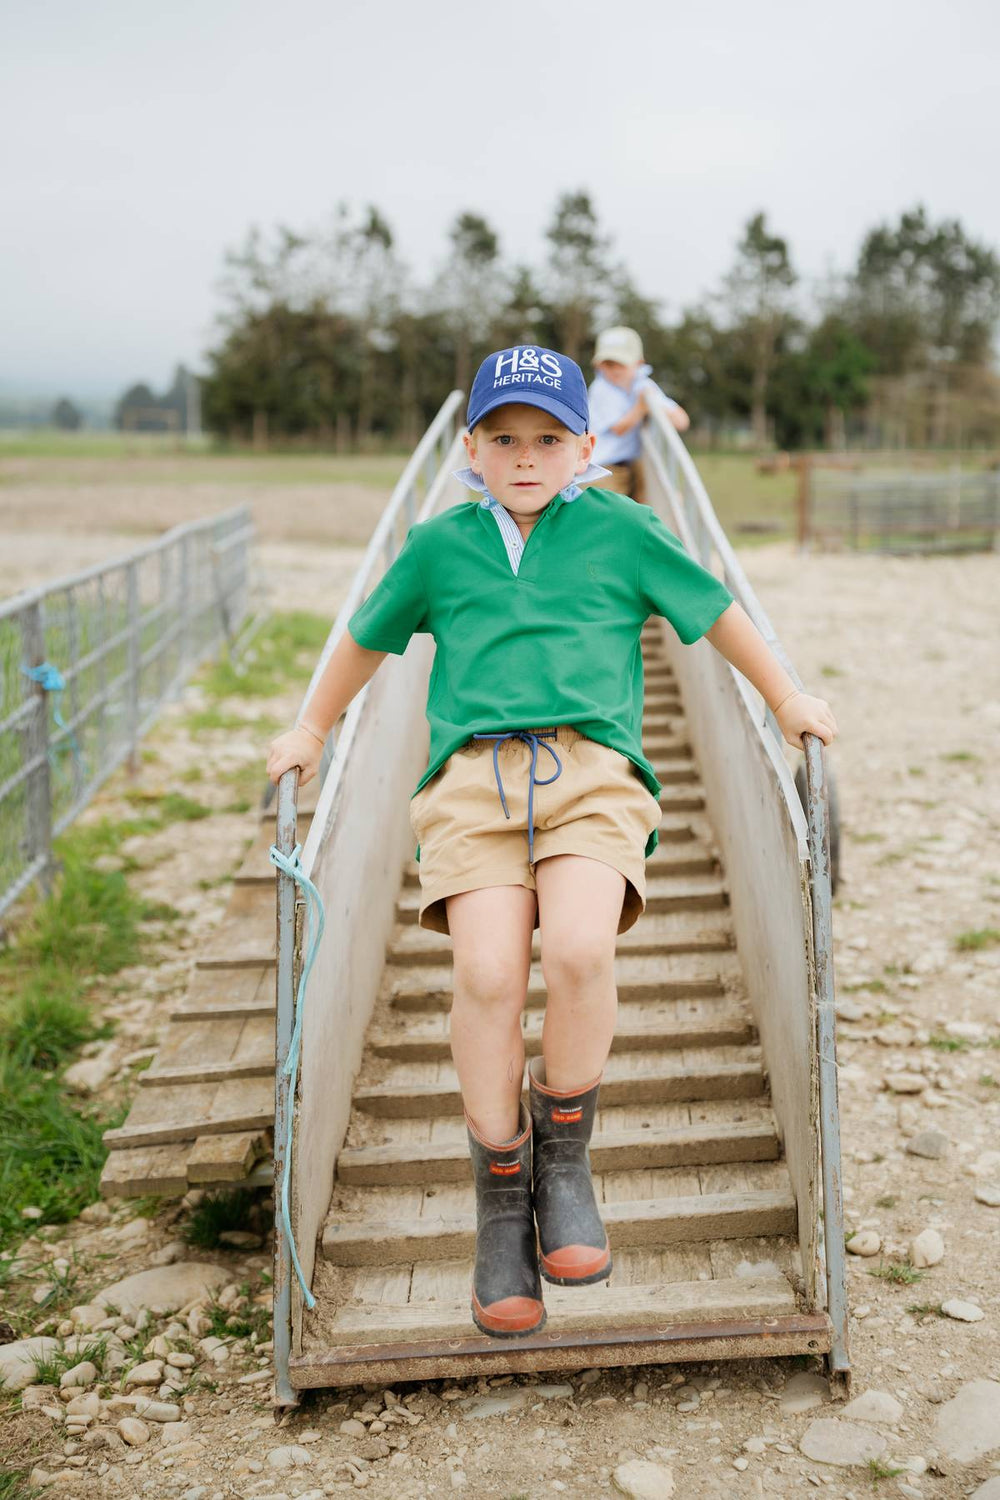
top-left (267, 841), bottom-right (325, 1310)
top-left (21, 662), bottom-right (84, 767)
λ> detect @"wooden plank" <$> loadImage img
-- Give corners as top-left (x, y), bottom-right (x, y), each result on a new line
top-left (336, 1120), bottom-right (779, 1186)
top-left (172, 966), bottom-right (272, 1022)
top-left (103, 1075), bottom-right (273, 1148)
top-left (197, 885), bottom-right (275, 971)
top-left (187, 1130), bottom-right (270, 1183)
top-left (367, 1006), bottom-right (754, 1062)
top-left (385, 952), bottom-right (737, 1010)
top-left (388, 910), bottom-right (734, 968)
top-left (657, 786), bottom-right (704, 813)
top-left (322, 1190), bottom-right (797, 1265)
top-left (352, 1054), bottom-right (764, 1118)
top-left (100, 1143), bottom-right (191, 1197)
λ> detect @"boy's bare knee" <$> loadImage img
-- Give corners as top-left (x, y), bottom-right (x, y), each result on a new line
top-left (453, 952), bottom-right (525, 1016)
top-left (541, 937), bottom-right (614, 992)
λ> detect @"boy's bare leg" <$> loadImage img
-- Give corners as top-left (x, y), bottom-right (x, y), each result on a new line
top-left (530, 854), bottom-right (623, 1284)
top-left (535, 854), bottom-right (624, 1087)
top-left (446, 884), bottom-right (537, 1143)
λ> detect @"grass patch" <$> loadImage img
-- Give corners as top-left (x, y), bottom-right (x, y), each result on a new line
top-left (183, 1189), bottom-right (257, 1249)
top-left (927, 1034), bottom-right (967, 1052)
top-left (843, 979), bottom-right (887, 994)
top-left (906, 1302), bottom-right (944, 1319)
top-left (868, 1262), bottom-right (923, 1286)
top-left (0, 820), bottom-right (147, 1252)
top-left (820, 664), bottom-right (843, 678)
top-left (29, 1337), bottom-right (110, 1386)
top-left (205, 1294), bottom-right (272, 1343)
top-left (867, 1459), bottom-right (906, 1483)
top-left (955, 928), bottom-right (1000, 952)
top-left (849, 831), bottom-right (885, 844)
top-left (979, 1073), bottom-right (999, 1088)
top-left (874, 1195), bottom-right (897, 1208)
top-left (199, 612), bottom-right (330, 700)
top-left (940, 750), bottom-right (980, 763)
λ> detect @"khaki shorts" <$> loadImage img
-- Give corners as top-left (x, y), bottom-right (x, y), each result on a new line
top-left (410, 729), bottom-right (662, 937)
top-left (600, 460), bottom-right (648, 505)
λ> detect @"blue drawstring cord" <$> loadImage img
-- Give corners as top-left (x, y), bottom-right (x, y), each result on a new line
top-left (21, 662), bottom-right (84, 767)
top-left (267, 841), bottom-right (324, 1311)
top-left (472, 730), bottom-right (563, 864)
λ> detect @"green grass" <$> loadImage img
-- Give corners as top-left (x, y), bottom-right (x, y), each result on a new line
top-left (874, 1195), bottom-right (897, 1208)
top-left (199, 613), bottom-right (330, 700)
top-left (842, 979), bottom-right (887, 994)
top-left (979, 1074), bottom-right (999, 1088)
top-left (0, 821), bottom-right (152, 1251)
top-left (955, 928), bottom-right (1000, 952)
top-left (940, 750), bottom-right (979, 763)
top-left (906, 1302), bottom-right (945, 1319)
top-left (183, 1189), bottom-right (258, 1249)
top-left (849, 831), bottom-right (885, 844)
top-left (868, 1262), bottom-right (923, 1286)
top-left (867, 1459), bottom-right (906, 1483)
top-left (691, 453), bottom-right (798, 540)
top-left (927, 1034), bottom-right (967, 1052)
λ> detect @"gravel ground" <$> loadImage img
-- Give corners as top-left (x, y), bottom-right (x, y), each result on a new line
top-left (2, 526), bottom-right (999, 1498)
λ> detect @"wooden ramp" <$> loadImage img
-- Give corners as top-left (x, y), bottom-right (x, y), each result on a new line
top-left (96, 783), bottom-right (320, 1198)
top-left (292, 628), bottom-right (829, 1387)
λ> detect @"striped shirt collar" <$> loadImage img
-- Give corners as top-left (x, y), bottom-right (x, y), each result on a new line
top-left (452, 463), bottom-right (612, 576)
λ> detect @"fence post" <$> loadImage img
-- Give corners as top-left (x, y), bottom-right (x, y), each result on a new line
top-left (126, 561), bottom-right (141, 774)
top-left (23, 601), bottom-right (55, 895)
top-left (178, 533), bottom-right (192, 673)
top-left (796, 455), bottom-right (812, 549)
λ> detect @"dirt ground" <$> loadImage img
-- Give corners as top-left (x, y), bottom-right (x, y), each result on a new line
top-left (2, 470), bottom-right (1000, 1498)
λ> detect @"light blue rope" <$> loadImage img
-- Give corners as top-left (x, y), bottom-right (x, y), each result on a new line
top-left (21, 661), bottom-right (84, 767)
top-left (267, 840), bottom-right (325, 1311)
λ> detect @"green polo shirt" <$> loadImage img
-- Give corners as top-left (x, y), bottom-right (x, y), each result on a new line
top-left (349, 486), bottom-right (733, 851)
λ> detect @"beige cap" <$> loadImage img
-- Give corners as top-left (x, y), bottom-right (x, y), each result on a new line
top-left (593, 326), bottom-right (644, 366)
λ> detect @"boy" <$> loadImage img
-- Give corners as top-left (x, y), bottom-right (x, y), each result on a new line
top-left (589, 325), bottom-right (689, 504)
top-left (267, 345), bottom-right (837, 1340)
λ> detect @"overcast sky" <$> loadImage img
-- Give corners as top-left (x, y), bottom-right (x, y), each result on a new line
top-left (3, 0), bottom-right (998, 400)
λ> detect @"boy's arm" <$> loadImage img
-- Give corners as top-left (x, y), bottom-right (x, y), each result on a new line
top-left (705, 601), bottom-right (837, 749)
top-left (609, 390), bottom-right (649, 436)
top-left (266, 633), bottom-right (386, 785)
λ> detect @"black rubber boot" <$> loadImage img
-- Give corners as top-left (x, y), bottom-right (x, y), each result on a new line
top-left (528, 1058), bottom-right (612, 1286)
top-left (466, 1104), bottom-right (546, 1338)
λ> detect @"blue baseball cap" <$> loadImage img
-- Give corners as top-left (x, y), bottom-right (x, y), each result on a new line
top-left (467, 346), bottom-right (590, 434)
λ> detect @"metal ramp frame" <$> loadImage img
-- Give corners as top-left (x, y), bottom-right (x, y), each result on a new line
top-left (271, 393), bottom-right (848, 1403)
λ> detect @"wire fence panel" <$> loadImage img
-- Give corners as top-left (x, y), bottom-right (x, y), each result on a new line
top-left (806, 468), bottom-right (1000, 553)
top-left (0, 505), bottom-right (253, 916)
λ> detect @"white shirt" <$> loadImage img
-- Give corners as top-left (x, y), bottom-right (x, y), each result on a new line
top-left (589, 365), bottom-right (678, 466)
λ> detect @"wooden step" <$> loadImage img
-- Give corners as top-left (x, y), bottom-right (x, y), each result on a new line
top-left (385, 952), bottom-right (739, 1010)
top-left (141, 1011), bottom-right (272, 1087)
top-left (337, 1118), bottom-right (777, 1186)
top-left (367, 1000), bottom-right (753, 1061)
top-left (322, 1188), bottom-right (796, 1265)
top-left (658, 785), bottom-right (704, 812)
top-left (317, 1273), bottom-right (797, 1346)
top-left (387, 910), bottom-right (734, 968)
top-left (102, 1075), bottom-right (273, 1149)
top-left (353, 1048), bottom-right (763, 1118)
top-left (653, 762), bottom-right (700, 786)
top-left (394, 872), bottom-right (727, 926)
top-left (642, 735), bottom-right (691, 760)
top-left (197, 885), bottom-right (275, 970)
top-left (171, 965), bottom-right (273, 1022)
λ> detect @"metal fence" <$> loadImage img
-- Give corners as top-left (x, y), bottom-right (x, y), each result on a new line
top-left (803, 466), bottom-right (1000, 553)
top-left (0, 505), bottom-right (254, 917)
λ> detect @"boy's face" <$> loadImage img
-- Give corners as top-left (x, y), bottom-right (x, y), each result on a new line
top-left (464, 404), bottom-right (596, 513)
top-left (595, 359), bottom-right (640, 390)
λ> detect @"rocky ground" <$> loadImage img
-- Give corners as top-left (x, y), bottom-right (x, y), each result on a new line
top-left (1, 534), bottom-right (999, 1499)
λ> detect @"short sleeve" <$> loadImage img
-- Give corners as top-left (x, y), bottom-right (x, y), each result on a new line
top-left (643, 378), bottom-right (678, 412)
top-left (639, 511), bottom-right (733, 645)
top-left (349, 528), bottom-right (429, 654)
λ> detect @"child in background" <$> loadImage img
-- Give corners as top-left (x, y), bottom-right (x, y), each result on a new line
top-left (267, 344), bottom-right (837, 1340)
top-left (589, 325), bottom-right (690, 504)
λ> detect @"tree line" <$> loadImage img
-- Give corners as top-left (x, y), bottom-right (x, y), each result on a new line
top-left (201, 195), bottom-right (1000, 451)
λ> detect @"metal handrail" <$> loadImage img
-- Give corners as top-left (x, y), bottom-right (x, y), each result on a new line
top-left (642, 406), bottom-right (848, 1379)
top-left (271, 391), bottom-right (465, 1407)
